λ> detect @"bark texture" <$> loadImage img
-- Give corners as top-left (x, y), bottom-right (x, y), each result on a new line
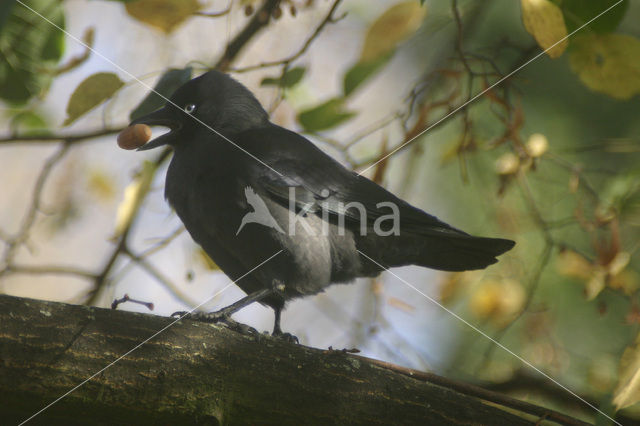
top-left (1, 294), bottom-right (565, 425)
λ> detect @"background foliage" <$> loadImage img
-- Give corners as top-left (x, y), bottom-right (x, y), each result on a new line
top-left (1, 0), bottom-right (640, 423)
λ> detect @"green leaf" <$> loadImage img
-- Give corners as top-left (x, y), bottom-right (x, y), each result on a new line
top-left (0, 0), bottom-right (65, 104)
top-left (0, 0), bottom-right (16, 30)
top-left (129, 67), bottom-right (192, 121)
top-left (343, 53), bottom-right (392, 96)
top-left (340, 1), bottom-right (424, 99)
top-left (297, 98), bottom-right (356, 132)
top-left (561, 0), bottom-right (628, 33)
top-left (9, 110), bottom-right (49, 136)
top-left (569, 33), bottom-right (640, 100)
top-left (260, 66), bottom-right (306, 88)
top-left (600, 171), bottom-right (640, 216)
top-left (63, 72), bottom-right (124, 126)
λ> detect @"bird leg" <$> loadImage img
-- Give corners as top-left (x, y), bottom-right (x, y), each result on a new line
top-left (172, 287), bottom-right (272, 320)
top-left (271, 304), bottom-right (299, 344)
top-left (172, 280), bottom-right (288, 338)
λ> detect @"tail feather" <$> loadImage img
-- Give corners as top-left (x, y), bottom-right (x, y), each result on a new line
top-left (414, 235), bottom-right (515, 271)
top-left (356, 233), bottom-right (515, 274)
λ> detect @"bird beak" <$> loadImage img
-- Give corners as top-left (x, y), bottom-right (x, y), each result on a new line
top-left (130, 106), bottom-right (183, 151)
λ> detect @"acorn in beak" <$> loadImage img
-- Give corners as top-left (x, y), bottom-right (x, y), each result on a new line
top-left (117, 106), bottom-right (183, 151)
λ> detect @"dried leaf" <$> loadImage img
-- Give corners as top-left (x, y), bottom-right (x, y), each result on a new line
top-left (360, 1), bottom-right (425, 62)
top-left (520, 0), bottom-right (568, 58)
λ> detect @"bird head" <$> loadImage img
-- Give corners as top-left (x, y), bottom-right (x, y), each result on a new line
top-left (132, 70), bottom-right (269, 151)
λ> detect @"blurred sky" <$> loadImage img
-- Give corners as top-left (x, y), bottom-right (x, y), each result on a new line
top-left (0, 0), bottom-right (502, 370)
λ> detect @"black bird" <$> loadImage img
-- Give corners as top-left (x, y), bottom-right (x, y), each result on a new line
top-left (130, 70), bottom-right (514, 338)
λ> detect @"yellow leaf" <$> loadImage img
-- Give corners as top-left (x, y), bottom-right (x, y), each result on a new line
top-left (125, 0), bottom-right (202, 34)
top-left (556, 250), bottom-right (593, 280)
top-left (585, 267), bottom-right (606, 300)
top-left (113, 161), bottom-right (156, 239)
top-left (569, 33), bottom-right (640, 100)
top-left (470, 279), bottom-right (525, 327)
top-left (520, 0), bottom-right (568, 59)
top-left (87, 169), bottom-right (116, 202)
top-left (194, 247), bottom-right (220, 271)
top-left (609, 269), bottom-right (640, 295)
top-left (360, 1), bottom-right (426, 62)
top-left (613, 334), bottom-right (640, 409)
top-left (608, 251), bottom-right (631, 276)
top-left (556, 249), bottom-right (604, 299)
top-left (607, 252), bottom-right (638, 295)
top-left (439, 271), bottom-right (482, 304)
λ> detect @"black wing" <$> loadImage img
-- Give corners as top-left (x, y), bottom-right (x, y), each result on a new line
top-left (237, 125), bottom-right (470, 234)
top-left (234, 124), bottom-right (514, 271)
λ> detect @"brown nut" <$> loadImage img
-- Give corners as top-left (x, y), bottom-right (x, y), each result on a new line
top-left (117, 124), bottom-right (152, 150)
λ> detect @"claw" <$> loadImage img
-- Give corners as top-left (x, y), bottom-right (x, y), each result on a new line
top-left (272, 330), bottom-right (299, 344)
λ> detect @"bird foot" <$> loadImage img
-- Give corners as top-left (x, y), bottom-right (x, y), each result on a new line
top-left (171, 310), bottom-right (259, 336)
top-left (271, 330), bottom-right (299, 344)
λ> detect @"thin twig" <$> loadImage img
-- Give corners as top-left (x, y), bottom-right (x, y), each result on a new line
top-left (195, 0), bottom-right (232, 18)
top-left (122, 246), bottom-right (199, 308)
top-left (1, 143), bottom-right (71, 270)
top-left (215, 0), bottom-right (282, 71)
top-left (5, 264), bottom-right (97, 279)
top-left (231, 0), bottom-right (344, 73)
top-left (0, 128), bottom-right (122, 145)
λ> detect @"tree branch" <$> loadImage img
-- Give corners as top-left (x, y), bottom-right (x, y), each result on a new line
top-left (215, 0), bottom-right (282, 71)
top-left (231, 0), bottom-right (344, 73)
top-left (0, 294), bottom-right (590, 425)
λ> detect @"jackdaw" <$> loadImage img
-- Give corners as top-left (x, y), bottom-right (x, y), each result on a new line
top-left (129, 70), bottom-right (515, 338)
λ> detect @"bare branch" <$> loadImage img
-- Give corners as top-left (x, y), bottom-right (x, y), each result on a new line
top-left (0, 128), bottom-right (123, 145)
top-left (231, 0), bottom-right (344, 73)
top-left (5, 264), bottom-right (97, 279)
top-left (1, 143), bottom-right (70, 270)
